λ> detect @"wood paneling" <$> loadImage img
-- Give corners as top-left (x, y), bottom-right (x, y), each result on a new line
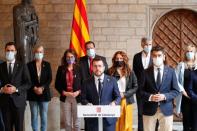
top-left (153, 9), bottom-right (197, 67)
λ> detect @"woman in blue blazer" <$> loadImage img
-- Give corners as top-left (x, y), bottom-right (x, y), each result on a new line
top-left (175, 45), bottom-right (197, 131)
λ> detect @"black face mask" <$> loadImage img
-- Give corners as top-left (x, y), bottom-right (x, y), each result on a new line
top-left (114, 61), bottom-right (124, 67)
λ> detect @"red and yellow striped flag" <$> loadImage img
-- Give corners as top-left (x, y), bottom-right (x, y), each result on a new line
top-left (70, 0), bottom-right (90, 57)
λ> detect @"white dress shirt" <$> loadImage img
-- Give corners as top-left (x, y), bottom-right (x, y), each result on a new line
top-left (142, 51), bottom-right (151, 69)
top-left (94, 74), bottom-right (104, 93)
top-left (117, 76), bottom-right (126, 93)
top-left (88, 56), bottom-right (95, 67)
top-left (5, 59), bottom-right (18, 92)
top-left (149, 64), bottom-right (165, 102)
top-left (7, 59), bottom-right (15, 74)
top-left (154, 64), bottom-right (164, 83)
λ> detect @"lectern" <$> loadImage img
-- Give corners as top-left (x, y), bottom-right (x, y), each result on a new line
top-left (78, 105), bottom-right (120, 131)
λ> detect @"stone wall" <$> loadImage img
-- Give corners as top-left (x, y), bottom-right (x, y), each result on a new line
top-left (0, 0), bottom-right (197, 130)
top-left (0, 0), bottom-right (197, 91)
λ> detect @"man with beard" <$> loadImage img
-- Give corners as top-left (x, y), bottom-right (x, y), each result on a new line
top-left (81, 57), bottom-right (121, 131)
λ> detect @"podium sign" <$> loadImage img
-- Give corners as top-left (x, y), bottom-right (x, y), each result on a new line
top-left (77, 105), bottom-right (121, 118)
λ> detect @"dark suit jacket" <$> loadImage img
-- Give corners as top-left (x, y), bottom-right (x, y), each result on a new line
top-left (0, 61), bottom-right (31, 108)
top-left (0, 60), bottom-right (4, 131)
top-left (188, 70), bottom-right (197, 104)
top-left (81, 74), bottom-right (121, 129)
top-left (112, 71), bottom-right (138, 104)
top-left (140, 66), bottom-right (179, 116)
top-left (27, 60), bottom-right (52, 101)
top-left (79, 55), bottom-right (108, 82)
top-left (55, 65), bottom-right (81, 103)
top-left (133, 52), bottom-right (152, 93)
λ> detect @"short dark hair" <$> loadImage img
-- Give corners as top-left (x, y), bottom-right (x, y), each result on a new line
top-left (141, 37), bottom-right (148, 44)
top-left (151, 45), bottom-right (165, 54)
top-left (85, 41), bottom-right (95, 48)
top-left (141, 37), bottom-right (152, 45)
top-left (5, 42), bottom-right (16, 50)
top-left (92, 57), bottom-right (104, 65)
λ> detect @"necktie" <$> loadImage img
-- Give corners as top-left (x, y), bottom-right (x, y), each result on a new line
top-left (89, 58), bottom-right (93, 74)
top-left (156, 68), bottom-right (161, 88)
top-left (98, 78), bottom-right (102, 95)
top-left (8, 63), bottom-right (12, 80)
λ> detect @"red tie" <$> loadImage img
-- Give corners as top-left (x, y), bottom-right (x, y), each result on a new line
top-left (89, 58), bottom-right (93, 74)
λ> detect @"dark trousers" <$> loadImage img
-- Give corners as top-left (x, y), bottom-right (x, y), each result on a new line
top-left (0, 108), bottom-right (5, 131)
top-left (136, 93), bottom-right (144, 131)
top-left (2, 98), bottom-right (25, 131)
top-left (85, 118), bottom-right (115, 131)
top-left (191, 103), bottom-right (197, 131)
top-left (192, 108), bottom-right (197, 131)
top-left (181, 96), bottom-right (192, 131)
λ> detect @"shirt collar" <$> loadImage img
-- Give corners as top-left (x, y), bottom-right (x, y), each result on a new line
top-left (94, 73), bottom-right (105, 82)
top-left (154, 64), bottom-right (164, 71)
top-left (142, 51), bottom-right (150, 58)
top-left (7, 59), bottom-right (15, 64)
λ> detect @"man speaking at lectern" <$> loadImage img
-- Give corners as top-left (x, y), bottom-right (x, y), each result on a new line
top-left (81, 57), bottom-right (121, 131)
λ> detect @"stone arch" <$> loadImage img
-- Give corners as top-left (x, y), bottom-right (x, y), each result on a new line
top-left (151, 8), bottom-right (197, 67)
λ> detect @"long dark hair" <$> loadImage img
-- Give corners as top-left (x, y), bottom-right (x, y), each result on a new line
top-left (108, 51), bottom-right (131, 77)
top-left (61, 49), bottom-right (78, 68)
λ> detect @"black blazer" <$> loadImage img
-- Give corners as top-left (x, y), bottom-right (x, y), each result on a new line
top-left (133, 51), bottom-right (152, 86)
top-left (188, 70), bottom-right (197, 105)
top-left (27, 60), bottom-right (52, 101)
top-left (79, 55), bottom-right (108, 82)
top-left (133, 52), bottom-right (153, 84)
top-left (112, 71), bottom-right (138, 104)
top-left (0, 61), bottom-right (31, 108)
top-left (140, 66), bottom-right (180, 116)
top-left (55, 65), bottom-right (81, 103)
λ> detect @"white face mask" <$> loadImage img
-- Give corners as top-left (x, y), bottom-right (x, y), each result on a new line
top-left (35, 53), bottom-right (44, 60)
top-left (186, 52), bottom-right (195, 60)
top-left (87, 49), bottom-right (95, 58)
top-left (143, 46), bottom-right (152, 53)
top-left (6, 51), bottom-right (16, 61)
top-left (153, 57), bottom-right (164, 67)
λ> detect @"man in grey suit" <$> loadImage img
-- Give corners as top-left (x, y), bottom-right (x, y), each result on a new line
top-left (140, 45), bottom-right (180, 131)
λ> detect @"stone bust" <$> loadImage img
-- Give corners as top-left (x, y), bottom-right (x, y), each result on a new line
top-left (13, 0), bottom-right (39, 63)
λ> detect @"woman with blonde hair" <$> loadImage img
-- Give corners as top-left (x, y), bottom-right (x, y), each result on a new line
top-left (108, 51), bottom-right (138, 131)
top-left (27, 45), bottom-right (52, 131)
top-left (175, 44), bottom-right (197, 131)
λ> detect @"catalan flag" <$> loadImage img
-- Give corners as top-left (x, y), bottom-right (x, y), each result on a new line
top-left (70, 0), bottom-right (90, 57)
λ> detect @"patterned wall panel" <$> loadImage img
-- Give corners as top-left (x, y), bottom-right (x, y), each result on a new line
top-left (153, 9), bottom-right (197, 67)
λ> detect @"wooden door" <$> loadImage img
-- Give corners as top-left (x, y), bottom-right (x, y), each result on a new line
top-left (152, 9), bottom-right (197, 67)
